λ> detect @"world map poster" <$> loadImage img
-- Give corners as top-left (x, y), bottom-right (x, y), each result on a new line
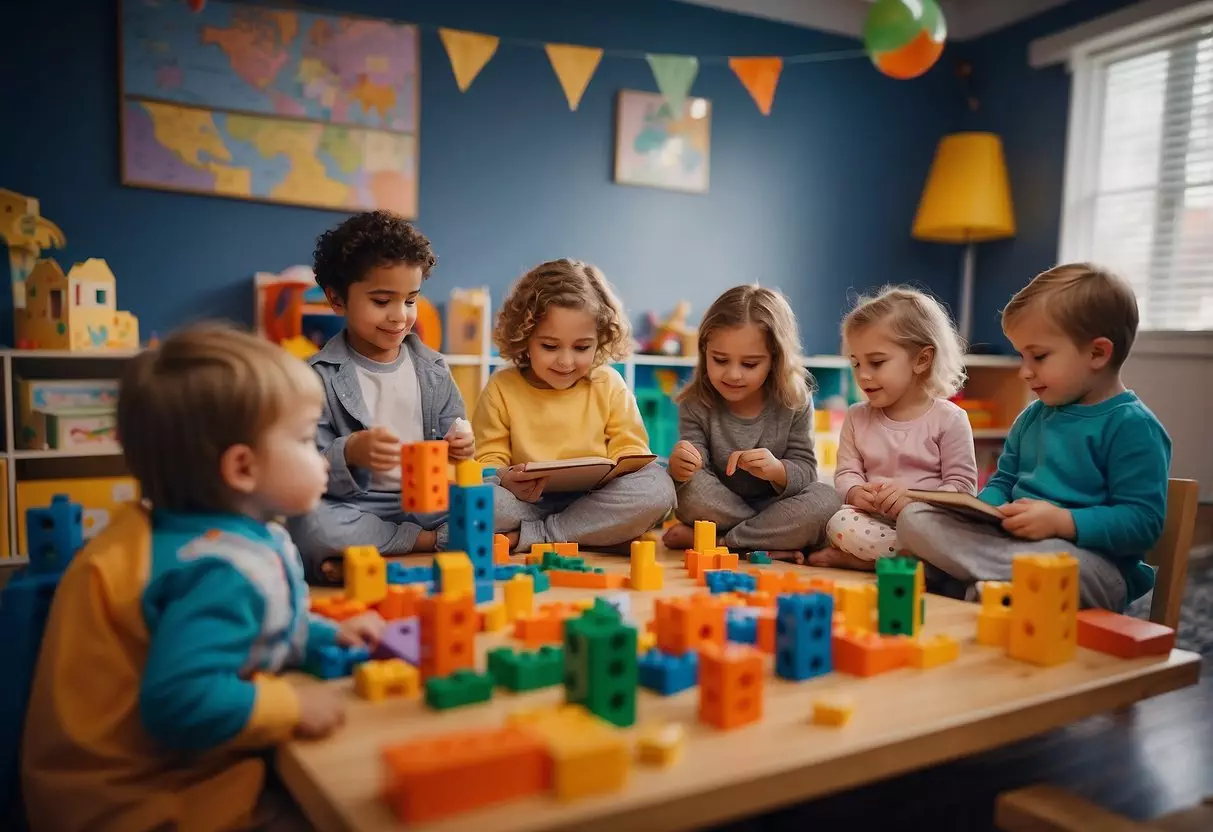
top-left (120, 0), bottom-right (418, 216)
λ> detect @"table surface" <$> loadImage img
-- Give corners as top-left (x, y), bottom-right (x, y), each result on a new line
top-left (278, 547), bottom-right (1202, 832)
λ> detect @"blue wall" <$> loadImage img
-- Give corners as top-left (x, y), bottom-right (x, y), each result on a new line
top-left (0, 0), bottom-right (965, 354)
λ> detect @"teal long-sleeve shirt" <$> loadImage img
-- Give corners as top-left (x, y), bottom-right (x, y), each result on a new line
top-left (978, 391), bottom-right (1171, 603)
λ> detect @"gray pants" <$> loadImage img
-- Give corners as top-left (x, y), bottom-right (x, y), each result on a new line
top-left (675, 474), bottom-right (841, 551)
top-left (897, 503), bottom-right (1127, 610)
top-left (494, 463), bottom-right (676, 552)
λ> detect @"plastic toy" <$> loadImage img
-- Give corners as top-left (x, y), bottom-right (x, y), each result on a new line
top-left (693, 520), bottom-right (716, 553)
top-left (654, 594), bottom-right (726, 655)
top-left (355, 659), bottom-right (420, 701)
top-left (748, 550), bottom-right (772, 564)
top-left (811, 696), bottom-right (854, 727)
top-left (549, 569), bottom-right (625, 589)
top-left (424, 669), bottom-right (494, 710)
top-left (704, 569), bottom-right (757, 595)
top-left (640, 301), bottom-right (697, 356)
top-left (504, 573), bottom-right (534, 621)
top-left (864, 0), bottom-right (947, 80)
top-left (638, 648), bottom-right (697, 695)
top-left (698, 643), bottom-right (764, 730)
top-left (522, 565), bottom-right (551, 592)
top-left (910, 633), bottom-right (960, 669)
top-left (637, 631), bottom-right (656, 653)
top-left (304, 644), bottom-right (371, 680)
top-left (418, 593), bottom-right (476, 679)
top-left (876, 556), bottom-right (925, 637)
top-left (507, 704), bottom-right (629, 801)
top-left (599, 591), bottom-right (631, 621)
top-left (635, 722), bottom-right (686, 767)
top-left (1076, 609), bottom-right (1176, 658)
top-left (487, 646), bottom-right (564, 691)
top-left (376, 584), bottom-right (426, 620)
top-left (513, 608), bottom-right (567, 647)
top-left (432, 551), bottom-right (474, 598)
top-left (386, 562), bottom-right (431, 585)
top-left (454, 459), bottom-right (482, 487)
top-left (0, 189), bottom-right (66, 310)
top-left (16, 259), bottom-right (139, 351)
top-left (628, 540), bottom-right (664, 590)
top-left (976, 581), bottom-right (1012, 646)
top-left (479, 602), bottom-right (507, 633)
top-left (493, 533), bottom-right (510, 565)
top-left (344, 545), bottom-right (387, 605)
top-left (449, 480), bottom-right (493, 584)
top-left (494, 563), bottom-right (525, 580)
top-left (836, 583), bottom-right (877, 632)
top-left (832, 629), bottom-right (912, 677)
top-left (310, 596), bottom-right (368, 622)
top-left (563, 601), bottom-right (639, 727)
top-left (1008, 554), bottom-right (1078, 667)
top-left (726, 608), bottom-right (759, 644)
top-left (401, 440), bottom-right (450, 514)
top-left (775, 592), bottom-right (834, 681)
top-left (374, 617), bottom-right (420, 665)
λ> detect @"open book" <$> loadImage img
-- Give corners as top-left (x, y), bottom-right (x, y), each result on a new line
top-left (511, 453), bottom-right (657, 493)
top-left (904, 490), bottom-right (1005, 525)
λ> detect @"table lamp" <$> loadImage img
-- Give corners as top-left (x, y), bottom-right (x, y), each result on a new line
top-left (912, 132), bottom-right (1015, 344)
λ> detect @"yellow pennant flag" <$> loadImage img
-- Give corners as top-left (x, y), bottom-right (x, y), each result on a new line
top-left (439, 28), bottom-right (499, 92)
top-left (729, 57), bottom-right (784, 115)
top-left (544, 43), bottom-right (603, 111)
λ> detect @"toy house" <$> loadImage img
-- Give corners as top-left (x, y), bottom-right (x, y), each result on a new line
top-left (16, 258), bottom-right (139, 352)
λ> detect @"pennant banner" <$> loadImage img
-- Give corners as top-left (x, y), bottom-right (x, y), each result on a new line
top-left (545, 43), bottom-right (603, 111)
top-left (729, 57), bottom-right (783, 115)
top-left (439, 28), bottom-right (499, 92)
top-left (646, 54), bottom-right (699, 115)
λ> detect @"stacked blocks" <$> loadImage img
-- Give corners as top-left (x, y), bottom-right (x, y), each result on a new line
top-left (374, 617), bottom-right (420, 665)
top-left (454, 459), bottom-right (483, 487)
top-left (487, 645), bottom-right (564, 691)
top-left (693, 520), bottom-right (716, 553)
top-left (402, 440), bottom-right (450, 513)
top-left (774, 592), bottom-right (834, 681)
top-left (508, 704), bottom-right (629, 801)
top-left (424, 669), bottom-right (494, 710)
top-left (376, 585), bottom-right (426, 620)
top-left (1008, 554), bottom-right (1079, 667)
top-left (704, 569), bottom-right (757, 594)
top-left (698, 643), bottom-right (764, 730)
top-left (976, 581), bottom-right (1013, 646)
top-left (638, 649), bottom-right (698, 695)
top-left (418, 593), bottom-right (476, 679)
top-left (1076, 609), bottom-right (1175, 658)
top-left (563, 599), bottom-right (639, 727)
top-left (343, 545), bottom-right (386, 605)
top-left (449, 481), bottom-right (494, 584)
top-left (629, 540), bottom-right (664, 591)
top-left (26, 494), bottom-right (84, 574)
top-left (305, 644), bottom-right (371, 679)
top-left (504, 573), bottom-right (534, 621)
top-left (355, 659), bottom-right (420, 701)
top-left (432, 552), bottom-right (473, 598)
top-left (876, 556), bottom-right (924, 637)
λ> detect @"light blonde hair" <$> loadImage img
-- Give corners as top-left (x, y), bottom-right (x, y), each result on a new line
top-left (494, 259), bottom-right (632, 368)
top-left (118, 322), bottom-right (323, 513)
top-left (678, 285), bottom-right (812, 411)
top-left (1002, 262), bottom-right (1138, 369)
top-left (842, 286), bottom-right (967, 398)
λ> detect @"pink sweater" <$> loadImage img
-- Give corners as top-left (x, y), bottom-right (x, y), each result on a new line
top-left (833, 399), bottom-right (978, 501)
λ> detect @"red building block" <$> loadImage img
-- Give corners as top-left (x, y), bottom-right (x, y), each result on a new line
top-left (1076, 609), bottom-right (1176, 658)
top-left (401, 440), bottom-right (450, 513)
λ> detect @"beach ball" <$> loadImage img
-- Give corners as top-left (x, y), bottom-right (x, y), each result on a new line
top-left (864, 0), bottom-right (947, 80)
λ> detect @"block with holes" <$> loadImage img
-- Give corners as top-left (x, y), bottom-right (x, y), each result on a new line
top-left (418, 593), bottom-right (476, 679)
top-left (375, 584), bottom-right (426, 620)
top-left (26, 494), bottom-right (84, 575)
top-left (354, 658), bottom-right (419, 702)
top-left (449, 482), bottom-right (494, 585)
top-left (698, 643), bottom-right (764, 730)
top-left (563, 599), bottom-right (638, 727)
top-left (876, 556), bottom-right (924, 637)
top-left (401, 440), bottom-right (449, 513)
top-left (654, 593), bottom-right (726, 656)
top-left (976, 581), bottom-right (1013, 647)
top-left (775, 592), bottom-right (834, 681)
top-left (1008, 553), bottom-right (1079, 667)
top-left (431, 551), bottom-right (473, 599)
top-left (835, 582), bottom-right (877, 631)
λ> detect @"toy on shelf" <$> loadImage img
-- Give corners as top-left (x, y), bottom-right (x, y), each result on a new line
top-left (16, 378), bottom-right (120, 453)
top-left (639, 301), bottom-right (697, 356)
top-left (445, 287), bottom-right (489, 355)
top-left (16, 258), bottom-right (139, 351)
top-left (0, 189), bottom-right (66, 310)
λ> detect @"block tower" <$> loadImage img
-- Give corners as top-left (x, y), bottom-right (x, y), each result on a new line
top-left (876, 556), bottom-right (924, 637)
top-left (563, 598), bottom-right (639, 727)
top-left (774, 591), bottom-right (833, 681)
top-left (1008, 553), bottom-right (1078, 666)
top-left (448, 458), bottom-right (495, 603)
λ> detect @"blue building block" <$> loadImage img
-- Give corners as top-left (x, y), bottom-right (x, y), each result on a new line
top-left (775, 592), bottom-right (833, 681)
top-left (494, 564), bottom-right (525, 581)
top-left (726, 608), bottom-right (759, 644)
top-left (704, 569), bottom-right (757, 594)
top-left (475, 579), bottom-right (495, 604)
top-left (638, 648), bottom-right (698, 695)
top-left (387, 563), bottom-right (432, 585)
top-left (522, 565), bottom-right (551, 593)
top-left (303, 644), bottom-right (371, 680)
top-left (449, 483), bottom-right (494, 582)
top-left (26, 494), bottom-right (84, 576)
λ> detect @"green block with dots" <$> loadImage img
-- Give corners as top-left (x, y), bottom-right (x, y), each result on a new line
top-left (876, 556), bottom-right (925, 637)
top-left (563, 598), bottom-right (638, 727)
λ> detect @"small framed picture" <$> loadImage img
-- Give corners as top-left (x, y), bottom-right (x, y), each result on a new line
top-left (614, 89), bottom-right (710, 194)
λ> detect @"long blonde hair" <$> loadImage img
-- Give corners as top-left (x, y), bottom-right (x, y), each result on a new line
top-left (842, 286), bottom-right (966, 398)
top-left (678, 285), bottom-right (812, 410)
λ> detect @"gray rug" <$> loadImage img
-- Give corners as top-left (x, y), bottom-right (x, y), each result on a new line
top-left (1126, 558), bottom-right (1213, 656)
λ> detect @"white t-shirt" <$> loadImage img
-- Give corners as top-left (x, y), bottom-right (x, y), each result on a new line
top-left (353, 347), bottom-right (424, 492)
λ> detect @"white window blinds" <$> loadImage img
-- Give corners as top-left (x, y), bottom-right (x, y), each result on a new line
top-left (1061, 20), bottom-right (1213, 330)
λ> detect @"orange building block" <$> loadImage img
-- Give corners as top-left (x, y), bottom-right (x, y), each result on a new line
top-left (382, 725), bottom-right (551, 824)
top-left (714, 550), bottom-right (740, 571)
top-left (493, 533), bottom-right (511, 565)
top-left (750, 569), bottom-right (817, 595)
top-left (513, 612), bottom-right (566, 647)
top-left (418, 593), bottom-right (476, 679)
top-left (832, 628), bottom-right (913, 677)
top-left (655, 594), bottom-right (727, 656)
top-left (376, 584), bottom-right (427, 621)
top-left (401, 440), bottom-right (450, 513)
top-left (686, 549), bottom-right (718, 579)
top-left (745, 590), bottom-right (775, 609)
top-left (310, 596), bottom-right (368, 622)
top-left (1076, 609), bottom-right (1176, 658)
top-left (756, 610), bottom-right (776, 654)
top-left (547, 570), bottom-right (626, 589)
top-left (698, 643), bottom-right (764, 730)
top-left (553, 542), bottom-right (579, 556)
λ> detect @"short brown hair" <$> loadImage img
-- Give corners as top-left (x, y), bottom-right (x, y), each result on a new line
top-left (118, 322), bottom-right (324, 513)
top-left (494, 259), bottom-right (631, 368)
top-left (678, 285), bottom-right (813, 411)
top-left (1002, 263), bottom-right (1139, 368)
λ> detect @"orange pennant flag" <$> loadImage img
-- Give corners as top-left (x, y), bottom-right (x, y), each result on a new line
top-left (439, 28), bottom-right (499, 92)
top-left (729, 57), bottom-right (783, 115)
top-left (544, 43), bottom-right (603, 111)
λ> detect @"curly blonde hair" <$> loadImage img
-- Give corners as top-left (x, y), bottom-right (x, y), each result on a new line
top-left (678, 285), bottom-right (813, 411)
top-left (494, 259), bottom-right (632, 368)
top-left (842, 286), bottom-right (967, 398)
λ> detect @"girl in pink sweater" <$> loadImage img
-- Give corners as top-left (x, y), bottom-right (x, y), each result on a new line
top-left (809, 287), bottom-right (978, 570)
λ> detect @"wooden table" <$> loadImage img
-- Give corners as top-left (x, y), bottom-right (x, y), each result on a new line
top-left (278, 548), bottom-right (1202, 832)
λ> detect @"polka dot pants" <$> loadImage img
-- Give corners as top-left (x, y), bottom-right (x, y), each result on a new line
top-left (825, 506), bottom-right (902, 561)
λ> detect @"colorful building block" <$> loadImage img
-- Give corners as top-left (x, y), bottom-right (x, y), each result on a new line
top-left (432, 551), bottom-right (473, 598)
top-left (418, 593), bottom-right (477, 679)
top-left (424, 669), bottom-right (494, 710)
top-left (521, 564), bottom-right (551, 592)
top-left (401, 440), bottom-right (450, 513)
top-left (355, 659), bottom-right (420, 701)
top-left (756, 609), bottom-right (776, 654)
top-left (493, 533), bottom-right (511, 565)
top-left (774, 592), bottom-right (834, 681)
top-left (504, 573), bottom-right (534, 621)
top-left (976, 580), bottom-right (1013, 646)
top-left (832, 628), bottom-right (912, 677)
top-left (600, 591), bottom-right (631, 622)
top-left (479, 602), bottom-right (507, 633)
top-left (454, 459), bottom-right (483, 487)
top-left (513, 611), bottom-right (566, 647)
top-left (343, 545), bottom-right (387, 605)
top-left (381, 725), bottom-right (550, 824)
top-left (548, 569), bottom-right (626, 589)
top-left (836, 582), bottom-right (878, 632)
top-left (304, 644), bottom-right (370, 679)
top-left (693, 520), bottom-right (717, 553)
top-left (25, 494), bottom-right (84, 575)
top-left (748, 550), bottom-right (772, 564)
top-left (704, 569), bottom-right (757, 594)
top-left (698, 643), bottom-right (764, 730)
top-left (508, 704), bottom-right (629, 801)
top-left (637, 630), bottom-right (656, 654)
top-left (487, 645), bottom-right (564, 691)
top-left (654, 594), bottom-right (727, 656)
top-left (638, 648), bottom-right (699, 695)
top-left (811, 696), bottom-right (854, 727)
top-left (449, 482), bottom-right (494, 583)
top-left (375, 584), bottom-right (426, 620)
top-left (475, 579), bottom-right (495, 604)
top-left (726, 608), bottom-right (759, 644)
top-left (910, 633), bottom-right (960, 669)
top-left (1076, 609), bottom-right (1176, 658)
top-left (528, 543), bottom-right (556, 565)
top-left (310, 596), bottom-right (368, 622)
top-left (564, 601), bottom-right (638, 727)
top-left (629, 540), bottom-right (664, 591)
top-left (876, 556), bottom-right (924, 637)
top-left (541, 551), bottom-right (592, 572)
top-left (553, 542), bottom-right (579, 556)
top-left (494, 563), bottom-right (526, 580)
top-left (745, 590), bottom-right (776, 609)
top-left (386, 562), bottom-right (432, 585)
top-left (1008, 553), bottom-right (1079, 667)
top-left (635, 722), bottom-right (686, 767)
top-left (374, 617), bottom-right (420, 665)
top-left (713, 550), bottom-right (740, 571)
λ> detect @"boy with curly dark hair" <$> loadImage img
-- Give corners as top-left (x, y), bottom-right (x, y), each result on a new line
top-left (288, 211), bottom-right (471, 583)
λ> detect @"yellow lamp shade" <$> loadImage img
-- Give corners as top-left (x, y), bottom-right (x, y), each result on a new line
top-left (912, 132), bottom-right (1015, 243)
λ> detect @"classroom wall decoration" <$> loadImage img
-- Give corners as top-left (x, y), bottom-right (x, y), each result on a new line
top-left (614, 90), bottom-right (711, 194)
top-left (119, 0), bottom-right (419, 216)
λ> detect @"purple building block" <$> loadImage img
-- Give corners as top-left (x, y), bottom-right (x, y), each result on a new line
top-left (374, 616), bottom-right (420, 665)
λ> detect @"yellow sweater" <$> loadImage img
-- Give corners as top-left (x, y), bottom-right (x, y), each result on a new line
top-left (472, 365), bottom-right (650, 468)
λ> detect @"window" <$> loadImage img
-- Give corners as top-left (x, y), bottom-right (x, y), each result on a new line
top-left (1061, 17), bottom-right (1213, 330)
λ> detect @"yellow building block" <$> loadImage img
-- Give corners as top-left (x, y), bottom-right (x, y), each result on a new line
top-left (571, 598), bottom-right (594, 611)
top-left (977, 610), bottom-right (1011, 647)
top-left (811, 696), bottom-right (854, 727)
top-left (344, 545), bottom-right (387, 605)
top-left (433, 551), bottom-right (473, 599)
top-left (637, 630), bottom-right (656, 654)
top-left (1008, 553), bottom-right (1079, 666)
top-left (910, 633), bottom-right (960, 669)
top-left (635, 722), bottom-right (686, 767)
top-left (693, 520), bottom-right (717, 554)
top-left (628, 540), bottom-right (664, 591)
top-left (836, 583), bottom-right (877, 632)
top-left (454, 459), bottom-right (483, 487)
top-left (354, 659), bottom-right (419, 702)
top-left (509, 705), bottom-right (629, 801)
top-left (504, 573), bottom-right (534, 621)
top-left (480, 602), bottom-right (507, 633)
top-left (980, 580), bottom-right (1013, 613)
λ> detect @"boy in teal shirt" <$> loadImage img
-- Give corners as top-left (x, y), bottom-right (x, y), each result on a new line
top-left (899, 263), bottom-right (1171, 610)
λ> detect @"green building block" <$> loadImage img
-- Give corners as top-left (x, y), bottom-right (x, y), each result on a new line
top-left (875, 556), bottom-right (923, 637)
top-left (487, 645), bottom-right (564, 691)
top-left (540, 551), bottom-right (593, 572)
top-left (747, 551), bottom-right (772, 564)
top-left (563, 600), bottom-right (638, 727)
top-left (424, 669), bottom-right (493, 710)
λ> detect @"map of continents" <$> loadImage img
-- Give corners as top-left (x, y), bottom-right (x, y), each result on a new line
top-left (121, 0), bottom-right (417, 215)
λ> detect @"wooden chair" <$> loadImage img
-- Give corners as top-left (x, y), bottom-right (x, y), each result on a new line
top-left (996, 784), bottom-right (1213, 831)
top-left (1145, 478), bottom-right (1199, 630)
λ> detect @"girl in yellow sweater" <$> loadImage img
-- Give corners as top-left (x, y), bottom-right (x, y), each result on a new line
top-left (472, 259), bottom-right (675, 552)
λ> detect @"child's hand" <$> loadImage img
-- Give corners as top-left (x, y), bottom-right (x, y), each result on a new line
top-left (336, 610), bottom-right (385, 648)
top-left (999, 499), bottom-right (1075, 541)
top-left (444, 418), bottom-right (475, 461)
top-left (846, 484), bottom-right (880, 513)
top-left (873, 481), bottom-right (912, 519)
top-left (668, 440), bottom-right (703, 482)
top-left (726, 449), bottom-right (787, 489)
top-left (295, 686), bottom-right (346, 740)
top-left (345, 426), bottom-right (401, 472)
top-left (500, 466), bottom-right (547, 503)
